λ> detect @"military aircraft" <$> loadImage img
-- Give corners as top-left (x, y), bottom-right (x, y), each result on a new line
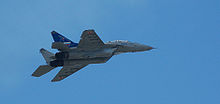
top-left (32, 29), bottom-right (154, 82)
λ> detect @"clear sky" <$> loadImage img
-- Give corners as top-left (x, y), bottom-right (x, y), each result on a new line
top-left (0, 0), bottom-right (220, 104)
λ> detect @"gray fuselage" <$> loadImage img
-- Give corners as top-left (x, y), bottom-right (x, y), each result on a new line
top-left (50, 40), bottom-right (153, 67)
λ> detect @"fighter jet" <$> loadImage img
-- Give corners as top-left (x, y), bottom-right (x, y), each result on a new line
top-left (32, 29), bottom-right (154, 82)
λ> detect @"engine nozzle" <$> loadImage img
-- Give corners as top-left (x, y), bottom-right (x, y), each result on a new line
top-left (55, 52), bottom-right (69, 60)
top-left (50, 60), bottom-right (64, 67)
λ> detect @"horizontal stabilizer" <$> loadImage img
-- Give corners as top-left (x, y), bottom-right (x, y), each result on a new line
top-left (51, 64), bottom-right (88, 82)
top-left (32, 65), bottom-right (55, 77)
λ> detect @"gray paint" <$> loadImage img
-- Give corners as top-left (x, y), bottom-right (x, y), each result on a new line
top-left (32, 30), bottom-right (154, 82)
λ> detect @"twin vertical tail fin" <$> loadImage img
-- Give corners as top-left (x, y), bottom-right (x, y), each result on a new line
top-left (51, 31), bottom-right (78, 47)
top-left (40, 48), bottom-right (54, 65)
top-left (33, 31), bottom-right (78, 77)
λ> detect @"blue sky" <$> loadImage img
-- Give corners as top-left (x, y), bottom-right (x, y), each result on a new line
top-left (0, 0), bottom-right (220, 104)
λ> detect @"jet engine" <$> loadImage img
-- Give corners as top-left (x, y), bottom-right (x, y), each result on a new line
top-left (55, 52), bottom-right (69, 60)
top-left (50, 60), bottom-right (64, 67)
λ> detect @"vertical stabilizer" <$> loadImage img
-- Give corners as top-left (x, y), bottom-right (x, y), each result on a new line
top-left (40, 48), bottom-right (54, 65)
top-left (51, 31), bottom-right (78, 47)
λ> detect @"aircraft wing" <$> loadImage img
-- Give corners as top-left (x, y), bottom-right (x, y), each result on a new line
top-left (77, 30), bottom-right (104, 51)
top-left (51, 64), bottom-right (88, 82)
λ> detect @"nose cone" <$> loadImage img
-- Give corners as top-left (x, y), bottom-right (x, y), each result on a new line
top-left (142, 45), bottom-right (155, 51)
top-left (145, 45), bottom-right (155, 50)
top-left (120, 42), bottom-right (155, 53)
top-left (147, 46), bottom-right (155, 50)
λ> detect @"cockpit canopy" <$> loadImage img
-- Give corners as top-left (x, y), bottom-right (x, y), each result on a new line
top-left (106, 40), bottom-right (136, 45)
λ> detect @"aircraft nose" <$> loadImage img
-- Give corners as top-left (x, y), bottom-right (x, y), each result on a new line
top-left (142, 45), bottom-right (155, 51)
top-left (148, 46), bottom-right (155, 50)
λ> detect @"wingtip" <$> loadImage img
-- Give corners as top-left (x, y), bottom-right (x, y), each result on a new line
top-left (51, 77), bottom-right (60, 82)
top-left (51, 80), bottom-right (59, 82)
top-left (31, 74), bottom-right (40, 77)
